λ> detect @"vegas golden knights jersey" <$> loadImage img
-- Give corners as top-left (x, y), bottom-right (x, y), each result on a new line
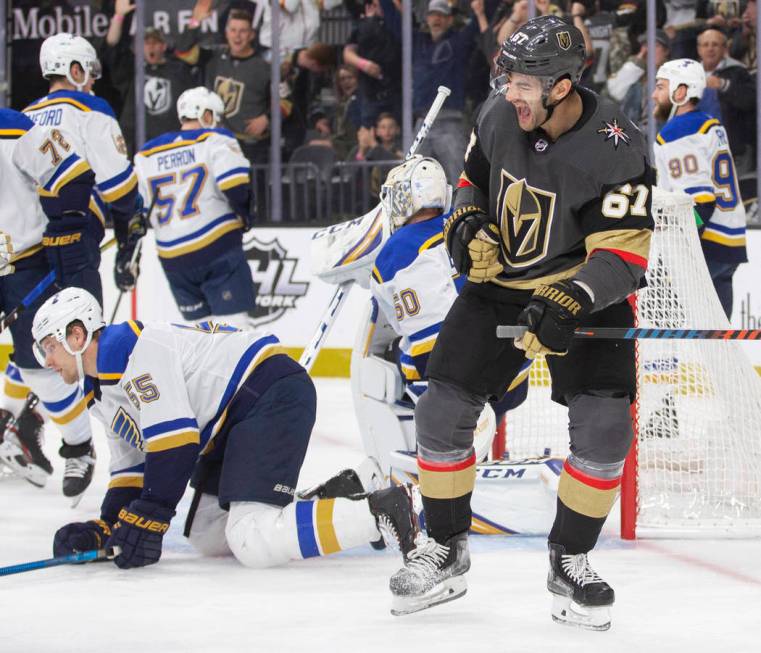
top-left (455, 87), bottom-right (654, 296)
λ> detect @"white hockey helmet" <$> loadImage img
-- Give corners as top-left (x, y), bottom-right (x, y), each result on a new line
top-left (39, 33), bottom-right (102, 90)
top-left (177, 87), bottom-right (226, 128)
top-left (32, 287), bottom-right (105, 380)
top-left (656, 58), bottom-right (706, 106)
top-left (380, 155), bottom-right (452, 232)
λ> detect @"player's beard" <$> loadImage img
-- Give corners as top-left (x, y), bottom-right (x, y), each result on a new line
top-left (653, 99), bottom-right (672, 123)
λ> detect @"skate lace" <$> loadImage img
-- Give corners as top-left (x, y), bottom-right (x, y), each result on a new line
top-left (405, 536), bottom-right (450, 576)
top-left (560, 553), bottom-right (603, 587)
top-left (64, 455), bottom-right (94, 479)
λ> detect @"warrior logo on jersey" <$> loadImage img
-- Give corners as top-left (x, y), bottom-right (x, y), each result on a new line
top-left (144, 77), bottom-right (172, 115)
top-left (597, 119), bottom-right (631, 149)
top-left (496, 172), bottom-right (556, 268)
top-left (215, 76), bottom-right (244, 118)
top-left (243, 235), bottom-right (310, 326)
top-left (556, 31), bottom-right (572, 50)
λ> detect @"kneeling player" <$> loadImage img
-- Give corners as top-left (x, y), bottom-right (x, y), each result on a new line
top-left (37, 287), bottom-right (416, 569)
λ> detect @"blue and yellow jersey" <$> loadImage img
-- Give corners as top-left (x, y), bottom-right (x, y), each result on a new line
top-left (86, 321), bottom-right (302, 511)
top-left (134, 128), bottom-right (252, 269)
top-left (654, 110), bottom-right (747, 263)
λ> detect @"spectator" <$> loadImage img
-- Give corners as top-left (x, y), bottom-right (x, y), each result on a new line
top-left (663, 0), bottom-right (701, 59)
top-left (331, 64), bottom-right (362, 159)
top-left (606, 29), bottom-right (671, 129)
top-left (379, 0), bottom-right (487, 184)
top-left (258, 0), bottom-right (344, 58)
top-left (102, 0), bottom-right (198, 154)
top-left (696, 26), bottom-right (756, 173)
top-left (343, 0), bottom-right (402, 128)
top-left (351, 113), bottom-right (404, 201)
top-left (176, 3), bottom-right (284, 164)
top-left (729, 0), bottom-right (757, 73)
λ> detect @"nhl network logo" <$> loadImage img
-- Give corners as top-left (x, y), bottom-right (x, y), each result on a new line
top-left (243, 235), bottom-right (309, 326)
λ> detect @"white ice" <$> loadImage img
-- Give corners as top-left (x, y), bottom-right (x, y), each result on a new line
top-left (1, 379), bottom-right (758, 653)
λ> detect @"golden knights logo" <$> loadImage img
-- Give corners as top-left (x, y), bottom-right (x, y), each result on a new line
top-left (144, 76), bottom-right (171, 115)
top-left (215, 76), bottom-right (244, 118)
top-left (556, 31), bottom-right (572, 50)
top-left (244, 235), bottom-right (310, 326)
top-left (496, 172), bottom-right (556, 268)
top-left (597, 119), bottom-right (631, 149)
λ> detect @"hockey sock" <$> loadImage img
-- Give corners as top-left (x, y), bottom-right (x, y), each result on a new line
top-left (1, 363), bottom-right (31, 416)
top-left (418, 450), bottom-right (476, 543)
top-left (549, 457), bottom-right (622, 554)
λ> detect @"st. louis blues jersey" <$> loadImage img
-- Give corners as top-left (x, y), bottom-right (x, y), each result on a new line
top-left (3, 107), bottom-right (99, 262)
top-left (654, 111), bottom-right (747, 263)
top-left (370, 214), bottom-right (463, 389)
top-left (84, 321), bottom-right (302, 519)
top-left (134, 128), bottom-right (252, 270)
top-left (21, 90), bottom-right (138, 238)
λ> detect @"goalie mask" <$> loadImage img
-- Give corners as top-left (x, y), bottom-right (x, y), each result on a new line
top-left (380, 156), bottom-right (452, 232)
top-left (32, 287), bottom-right (105, 380)
top-left (177, 87), bottom-right (226, 128)
top-left (40, 33), bottom-right (102, 91)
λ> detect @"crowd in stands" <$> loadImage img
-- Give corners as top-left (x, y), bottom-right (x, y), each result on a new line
top-left (86, 0), bottom-right (758, 216)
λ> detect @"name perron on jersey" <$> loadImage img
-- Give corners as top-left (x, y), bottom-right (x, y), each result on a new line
top-left (134, 127), bottom-right (251, 268)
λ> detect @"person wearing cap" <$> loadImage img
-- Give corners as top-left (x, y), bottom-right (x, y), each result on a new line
top-left (606, 28), bottom-right (672, 130)
top-left (378, 0), bottom-right (489, 184)
top-left (103, 0), bottom-right (199, 154)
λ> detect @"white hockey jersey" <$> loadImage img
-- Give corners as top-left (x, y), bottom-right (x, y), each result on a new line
top-left (369, 214), bottom-right (462, 390)
top-left (134, 128), bottom-right (251, 269)
top-left (22, 90), bottom-right (137, 231)
top-left (84, 321), bottom-right (302, 510)
top-left (654, 111), bottom-right (747, 263)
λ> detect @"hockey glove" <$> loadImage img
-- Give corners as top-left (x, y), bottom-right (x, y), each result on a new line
top-left (0, 231), bottom-right (14, 276)
top-left (444, 206), bottom-right (502, 282)
top-left (113, 211), bottom-right (147, 292)
top-left (43, 213), bottom-right (99, 284)
top-left (516, 281), bottom-right (593, 358)
top-left (53, 519), bottom-right (112, 557)
top-left (106, 499), bottom-right (175, 569)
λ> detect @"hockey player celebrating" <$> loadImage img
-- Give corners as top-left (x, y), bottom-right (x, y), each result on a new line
top-left (389, 16), bottom-right (654, 630)
top-left (133, 87), bottom-right (256, 329)
top-left (651, 59), bottom-right (747, 319)
top-left (36, 287), bottom-right (416, 570)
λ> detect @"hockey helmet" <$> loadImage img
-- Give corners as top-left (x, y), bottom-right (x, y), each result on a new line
top-left (380, 155), bottom-right (452, 232)
top-left (39, 33), bottom-right (101, 90)
top-left (656, 58), bottom-right (706, 106)
top-left (32, 287), bottom-right (105, 379)
top-left (495, 15), bottom-right (586, 90)
top-left (177, 87), bottom-right (226, 128)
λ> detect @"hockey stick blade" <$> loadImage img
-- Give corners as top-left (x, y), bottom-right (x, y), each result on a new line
top-left (0, 546), bottom-right (120, 577)
top-left (497, 325), bottom-right (761, 341)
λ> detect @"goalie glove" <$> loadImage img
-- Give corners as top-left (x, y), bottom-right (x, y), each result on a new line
top-left (444, 206), bottom-right (502, 283)
top-left (516, 280), bottom-right (593, 358)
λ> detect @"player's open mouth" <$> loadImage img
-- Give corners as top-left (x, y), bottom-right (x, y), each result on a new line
top-left (516, 105), bottom-right (531, 122)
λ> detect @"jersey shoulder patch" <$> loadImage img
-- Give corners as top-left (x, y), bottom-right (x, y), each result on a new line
top-left (656, 111), bottom-right (719, 145)
top-left (373, 215), bottom-right (446, 284)
top-left (96, 321), bottom-right (145, 385)
top-left (0, 108), bottom-right (34, 135)
top-left (24, 90), bottom-right (116, 118)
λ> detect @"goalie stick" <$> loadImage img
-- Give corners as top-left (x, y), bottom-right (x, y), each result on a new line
top-left (299, 86), bottom-right (452, 372)
top-left (0, 546), bottom-right (119, 577)
top-left (497, 325), bottom-right (761, 341)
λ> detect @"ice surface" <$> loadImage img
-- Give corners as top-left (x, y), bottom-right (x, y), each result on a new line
top-left (0, 379), bottom-right (758, 652)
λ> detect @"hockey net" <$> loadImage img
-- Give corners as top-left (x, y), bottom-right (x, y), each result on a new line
top-left (495, 187), bottom-right (761, 538)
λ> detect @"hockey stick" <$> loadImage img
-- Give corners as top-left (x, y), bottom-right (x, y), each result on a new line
top-left (0, 237), bottom-right (117, 335)
top-left (497, 325), bottom-right (761, 341)
top-left (0, 546), bottom-right (119, 577)
top-left (299, 86), bottom-right (452, 373)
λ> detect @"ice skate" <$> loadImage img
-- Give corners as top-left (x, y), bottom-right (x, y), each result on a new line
top-left (367, 484), bottom-right (418, 556)
top-left (297, 457), bottom-right (383, 500)
top-left (60, 440), bottom-right (96, 507)
top-left (389, 531), bottom-right (469, 616)
top-left (0, 405), bottom-right (52, 488)
top-left (547, 543), bottom-right (614, 631)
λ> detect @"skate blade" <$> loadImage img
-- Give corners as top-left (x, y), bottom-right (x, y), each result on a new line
top-left (0, 441), bottom-right (50, 488)
top-left (69, 492), bottom-right (85, 508)
top-left (551, 595), bottom-right (611, 631)
top-left (391, 576), bottom-right (467, 616)
top-left (356, 456), bottom-right (384, 493)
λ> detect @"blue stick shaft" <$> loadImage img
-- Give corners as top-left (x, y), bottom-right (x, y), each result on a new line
top-left (0, 549), bottom-right (101, 576)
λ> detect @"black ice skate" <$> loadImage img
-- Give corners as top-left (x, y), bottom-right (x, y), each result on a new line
top-left (60, 440), bottom-right (96, 506)
top-left (0, 395), bottom-right (52, 488)
top-left (547, 542), bottom-right (614, 631)
top-left (389, 531), bottom-right (469, 616)
top-left (367, 484), bottom-right (418, 557)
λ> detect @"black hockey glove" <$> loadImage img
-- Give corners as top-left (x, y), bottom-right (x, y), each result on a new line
top-left (107, 500), bottom-right (175, 569)
top-left (444, 206), bottom-right (502, 282)
top-left (53, 519), bottom-right (112, 557)
top-left (516, 281), bottom-right (593, 358)
top-left (113, 210), bottom-right (147, 292)
top-left (43, 213), bottom-right (99, 284)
